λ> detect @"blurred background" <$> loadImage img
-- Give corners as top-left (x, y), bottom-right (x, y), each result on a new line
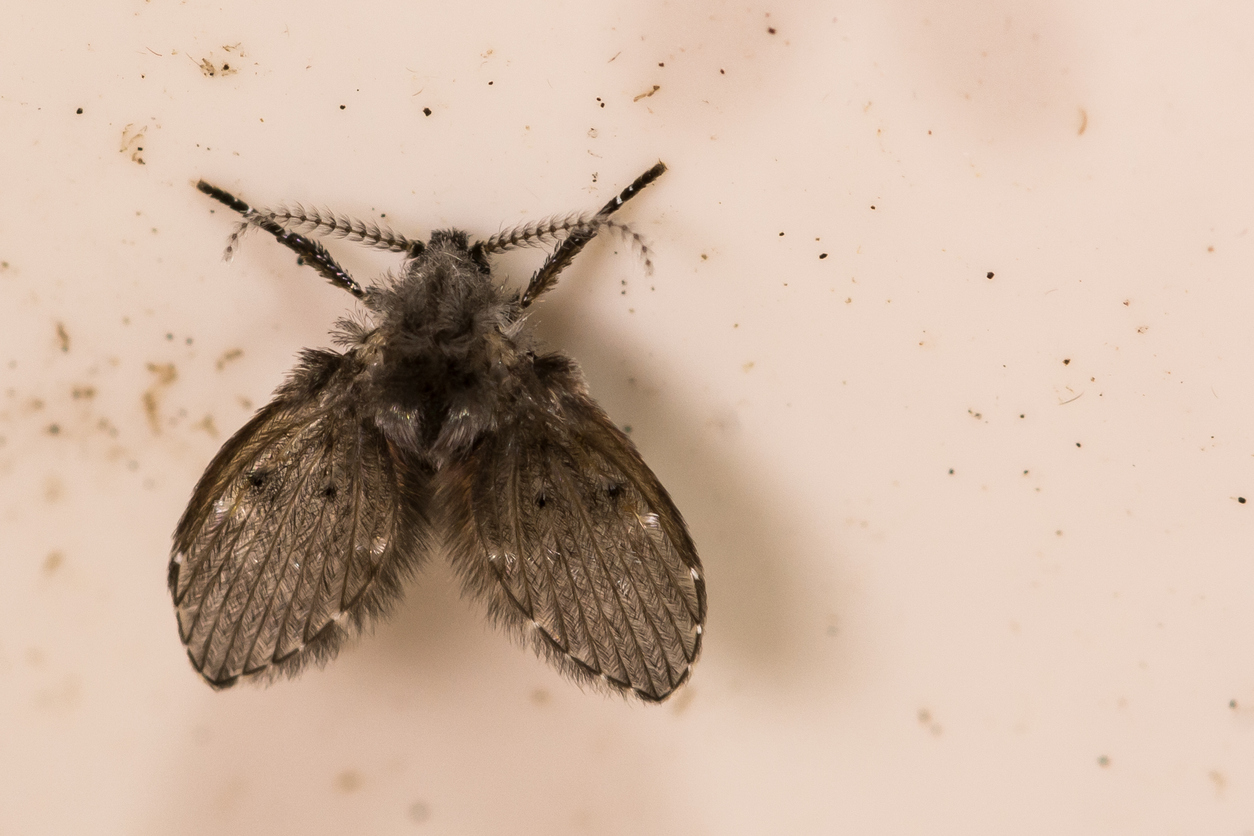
top-left (2, 1), bottom-right (1253, 833)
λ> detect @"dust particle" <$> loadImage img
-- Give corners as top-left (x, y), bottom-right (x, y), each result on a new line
top-left (215, 348), bottom-right (243, 370)
top-left (1209, 770), bottom-right (1226, 794)
top-left (336, 770), bottom-right (362, 793)
top-left (55, 322), bottom-right (70, 352)
top-left (633, 85), bottom-right (661, 102)
top-left (1097, 755), bottom-right (1110, 767)
top-left (986, 271), bottom-right (994, 279)
top-left (120, 124), bottom-right (146, 165)
top-left (422, 107), bottom-right (432, 116)
top-left (669, 686), bottom-right (696, 716)
top-left (195, 414), bottom-right (219, 437)
top-left (530, 688), bottom-right (550, 705)
top-left (143, 362), bottom-right (178, 434)
top-left (408, 802), bottom-right (431, 823)
top-left (1238, 497), bottom-right (1246, 504)
top-left (1077, 108), bottom-right (1088, 135)
top-left (917, 708), bottom-right (942, 735)
top-left (72, 385), bottom-right (96, 400)
top-left (43, 551), bottom-right (64, 574)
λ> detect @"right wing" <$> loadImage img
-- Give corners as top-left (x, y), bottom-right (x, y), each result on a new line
top-left (440, 354), bottom-right (706, 702)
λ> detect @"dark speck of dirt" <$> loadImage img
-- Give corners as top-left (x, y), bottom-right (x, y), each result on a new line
top-left (1097, 756), bottom-right (1110, 768)
top-left (1239, 497), bottom-right (1247, 504)
top-left (76, 107), bottom-right (83, 115)
top-left (339, 104), bottom-right (346, 110)
top-left (47, 424), bottom-right (61, 436)
top-left (986, 271), bottom-right (994, 279)
top-left (819, 253), bottom-right (828, 259)
top-left (1075, 442), bottom-right (1082, 448)
top-left (56, 322), bottom-right (70, 353)
top-left (948, 468), bottom-right (954, 475)
top-left (768, 27), bottom-right (777, 34)
top-left (1063, 358), bottom-right (1071, 365)
top-left (423, 107), bottom-right (432, 116)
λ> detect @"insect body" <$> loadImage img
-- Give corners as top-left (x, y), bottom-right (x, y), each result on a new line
top-left (169, 164), bottom-right (706, 702)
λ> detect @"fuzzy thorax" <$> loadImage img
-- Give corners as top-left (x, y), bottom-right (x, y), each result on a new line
top-left (355, 230), bottom-right (534, 464)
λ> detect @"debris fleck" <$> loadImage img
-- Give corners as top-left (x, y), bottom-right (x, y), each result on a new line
top-left (120, 124), bottom-right (147, 165)
top-left (43, 551), bottom-right (64, 574)
top-left (215, 348), bottom-right (243, 370)
top-left (143, 362), bottom-right (178, 435)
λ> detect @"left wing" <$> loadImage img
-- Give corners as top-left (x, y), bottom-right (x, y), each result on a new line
top-left (170, 350), bottom-right (434, 686)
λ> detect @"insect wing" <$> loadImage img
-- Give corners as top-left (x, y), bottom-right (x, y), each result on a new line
top-left (441, 356), bottom-right (706, 702)
top-left (169, 350), bottom-right (432, 687)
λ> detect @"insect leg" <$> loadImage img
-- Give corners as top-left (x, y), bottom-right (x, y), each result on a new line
top-left (196, 181), bottom-right (366, 299)
top-left (520, 162), bottom-right (667, 307)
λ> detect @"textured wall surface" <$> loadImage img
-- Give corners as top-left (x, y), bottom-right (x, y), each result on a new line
top-left (2, 2), bottom-right (1252, 833)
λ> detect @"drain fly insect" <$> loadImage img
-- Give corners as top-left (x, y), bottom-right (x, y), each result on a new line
top-left (169, 164), bottom-right (706, 702)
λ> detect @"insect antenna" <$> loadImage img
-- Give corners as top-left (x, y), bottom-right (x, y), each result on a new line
top-left (510, 162), bottom-right (667, 307)
top-left (196, 180), bottom-right (367, 299)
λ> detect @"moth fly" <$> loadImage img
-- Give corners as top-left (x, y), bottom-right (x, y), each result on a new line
top-left (170, 164), bottom-right (706, 702)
